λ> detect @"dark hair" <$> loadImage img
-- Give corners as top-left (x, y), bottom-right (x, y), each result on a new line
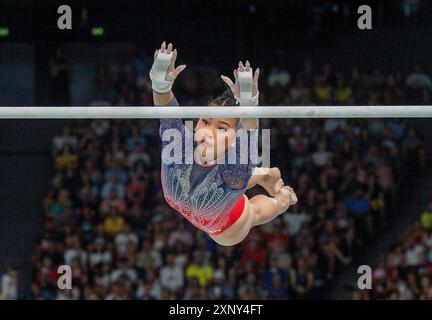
top-left (208, 89), bottom-right (237, 107)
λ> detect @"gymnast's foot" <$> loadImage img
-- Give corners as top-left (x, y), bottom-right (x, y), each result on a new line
top-left (258, 167), bottom-right (282, 196)
top-left (274, 186), bottom-right (298, 214)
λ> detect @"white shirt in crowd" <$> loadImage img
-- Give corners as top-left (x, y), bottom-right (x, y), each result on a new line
top-left (110, 267), bottom-right (138, 283)
top-left (91, 119), bottom-right (110, 137)
top-left (56, 287), bottom-right (80, 300)
top-left (159, 265), bottom-right (184, 292)
top-left (136, 249), bottom-right (162, 270)
top-left (115, 232), bottom-right (139, 255)
top-left (405, 244), bottom-right (425, 266)
top-left (136, 280), bottom-right (162, 300)
top-left (89, 251), bottom-right (112, 268)
top-left (406, 72), bottom-right (431, 89)
top-left (312, 150), bottom-right (333, 167)
top-left (128, 151), bottom-right (152, 168)
top-left (64, 248), bottom-right (88, 267)
top-left (53, 135), bottom-right (78, 153)
top-left (283, 212), bottom-right (311, 236)
top-left (168, 229), bottom-right (193, 247)
top-left (1, 273), bottom-right (18, 300)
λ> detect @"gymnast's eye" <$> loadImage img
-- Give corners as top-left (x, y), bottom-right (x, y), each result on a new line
top-left (202, 119), bottom-right (209, 125)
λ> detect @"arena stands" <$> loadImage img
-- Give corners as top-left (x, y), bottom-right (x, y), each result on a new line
top-left (30, 57), bottom-right (429, 299)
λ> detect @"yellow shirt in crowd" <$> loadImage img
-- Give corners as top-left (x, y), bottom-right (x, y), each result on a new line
top-left (55, 154), bottom-right (78, 169)
top-left (314, 85), bottom-right (332, 101)
top-left (104, 216), bottom-right (125, 236)
top-left (334, 87), bottom-right (352, 103)
top-left (186, 263), bottom-right (214, 287)
top-left (420, 210), bottom-right (432, 231)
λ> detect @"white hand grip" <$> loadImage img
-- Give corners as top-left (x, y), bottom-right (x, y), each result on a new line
top-left (150, 51), bottom-right (174, 93)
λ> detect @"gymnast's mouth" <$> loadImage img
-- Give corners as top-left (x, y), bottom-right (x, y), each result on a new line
top-left (197, 138), bottom-right (213, 148)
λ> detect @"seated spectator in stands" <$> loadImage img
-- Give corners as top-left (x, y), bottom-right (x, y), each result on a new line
top-left (101, 175), bottom-right (126, 200)
top-left (267, 67), bottom-right (291, 88)
top-left (53, 125), bottom-right (77, 154)
top-left (125, 203), bottom-right (148, 233)
top-left (103, 160), bottom-right (129, 186)
top-left (289, 79), bottom-right (310, 105)
top-left (334, 77), bottom-right (353, 105)
top-left (125, 173), bottom-right (147, 204)
top-left (55, 145), bottom-right (78, 169)
top-left (312, 139), bottom-right (333, 168)
top-left (48, 189), bottom-right (76, 229)
top-left (110, 256), bottom-right (137, 284)
top-left (289, 258), bottom-right (314, 299)
top-left (186, 253), bottom-right (214, 288)
top-left (366, 172), bottom-right (386, 227)
top-left (268, 272), bottom-right (288, 299)
top-left (160, 254), bottom-right (184, 294)
top-left (420, 200), bottom-right (432, 233)
top-left (260, 256), bottom-right (288, 291)
top-left (345, 187), bottom-right (370, 218)
top-left (406, 64), bottom-right (431, 89)
top-left (288, 126), bottom-right (310, 170)
top-left (64, 234), bottom-right (87, 266)
top-left (115, 224), bottom-right (139, 256)
top-left (103, 209), bottom-right (125, 237)
top-left (127, 144), bottom-right (152, 171)
top-left (100, 188), bottom-right (127, 217)
top-left (88, 239), bottom-right (112, 269)
top-left (313, 74), bottom-right (332, 104)
top-left (406, 64), bottom-right (431, 104)
top-left (126, 125), bottom-right (147, 152)
top-left (0, 265), bottom-right (19, 300)
top-left (240, 239), bottom-right (266, 269)
top-left (168, 222), bottom-right (193, 248)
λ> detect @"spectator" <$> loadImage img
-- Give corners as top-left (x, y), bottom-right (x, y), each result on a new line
top-left (160, 254), bottom-right (184, 293)
top-left (186, 253), bottom-right (214, 288)
top-left (420, 200), bottom-right (432, 232)
top-left (289, 258), bottom-right (314, 299)
top-left (406, 64), bottom-right (431, 104)
top-left (0, 265), bottom-right (19, 300)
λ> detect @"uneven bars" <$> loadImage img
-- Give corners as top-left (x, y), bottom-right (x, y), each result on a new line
top-left (0, 106), bottom-right (432, 119)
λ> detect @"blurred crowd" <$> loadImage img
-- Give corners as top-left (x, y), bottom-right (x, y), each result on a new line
top-left (28, 54), bottom-right (430, 300)
top-left (352, 200), bottom-right (432, 300)
top-left (86, 53), bottom-right (432, 108)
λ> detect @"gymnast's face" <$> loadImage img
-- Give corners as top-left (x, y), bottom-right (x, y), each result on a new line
top-left (194, 117), bottom-right (238, 163)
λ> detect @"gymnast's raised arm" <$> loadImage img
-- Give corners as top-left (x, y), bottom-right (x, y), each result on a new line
top-left (221, 60), bottom-right (260, 130)
top-left (150, 41), bottom-right (188, 153)
top-left (150, 41), bottom-right (186, 106)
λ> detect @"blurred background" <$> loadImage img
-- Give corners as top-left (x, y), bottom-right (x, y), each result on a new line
top-left (0, 0), bottom-right (432, 300)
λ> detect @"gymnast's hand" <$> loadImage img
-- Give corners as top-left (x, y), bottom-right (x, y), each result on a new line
top-left (149, 41), bottom-right (187, 94)
top-left (221, 60), bottom-right (260, 106)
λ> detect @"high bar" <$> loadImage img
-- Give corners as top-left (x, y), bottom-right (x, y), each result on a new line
top-left (1, 106), bottom-right (432, 119)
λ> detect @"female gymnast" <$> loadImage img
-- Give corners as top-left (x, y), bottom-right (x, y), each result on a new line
top-left (151, 41), bottom-right (297, 246)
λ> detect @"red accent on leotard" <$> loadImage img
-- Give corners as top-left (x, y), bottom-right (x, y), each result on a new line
top-left (164, 193), bottom-right (246, 236)
top-left (208, 194), bottom-right (246, 236)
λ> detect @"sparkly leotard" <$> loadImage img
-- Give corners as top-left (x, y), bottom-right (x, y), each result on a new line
top-left (160, 97), bottom-right (258, 235)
